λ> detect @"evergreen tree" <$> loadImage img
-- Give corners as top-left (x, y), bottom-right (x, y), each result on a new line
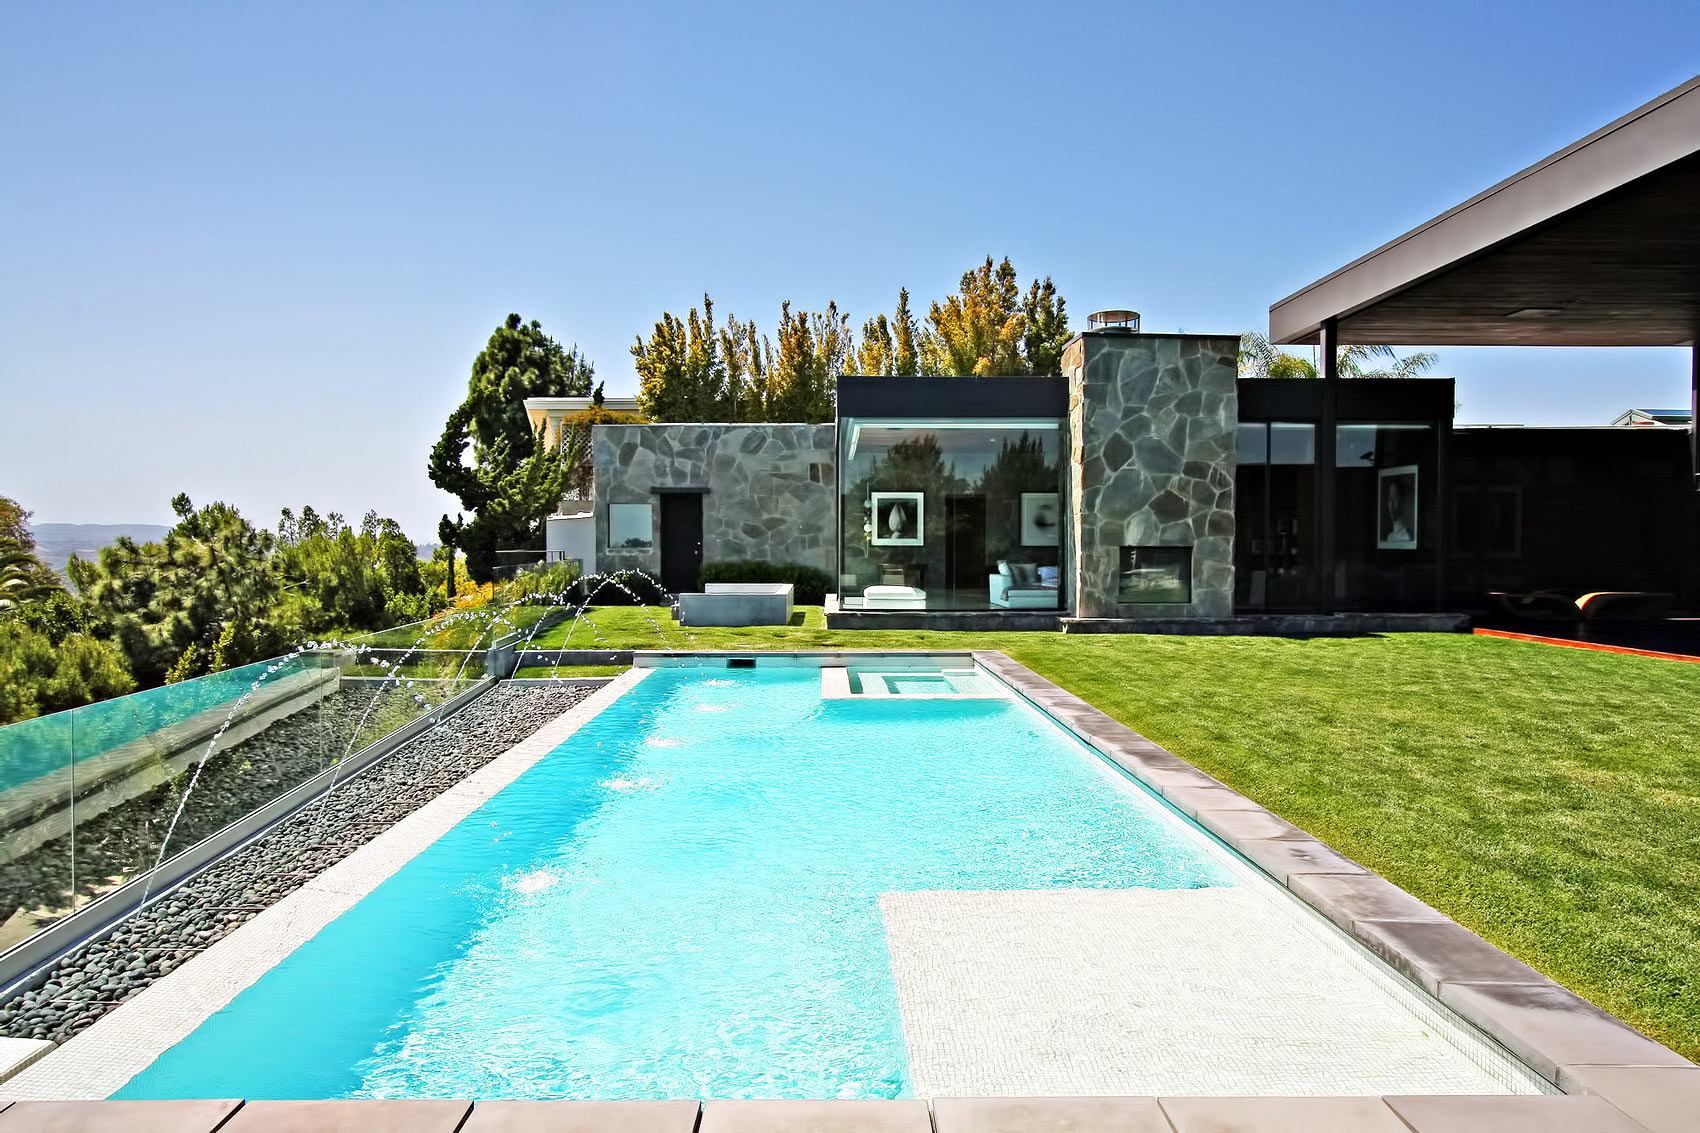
top-left (892, 288), bottom-right (920, 376)
top-left (466, 314), bottom-right (595, 466)
top-left (719, 314), bottom-right (769, 421)
top-left (632, 295), bottom-right (728, 421)
top-left (0, 496), bottom-right (64, 605)
top-left (912, 257), bottom-right (1070, 376)
top-left (432, 315), bottom-right (584, 582)
top-left (1021, 277), bottom-right (1072, 376)
top-left (69, 494), bottom-right (289, 686)
top-left (765, 301), bottom-right (842, 423)
top-left (855, 313), bottom-right (894, 376)
top-left (429, 401), bottom-right (565, 584)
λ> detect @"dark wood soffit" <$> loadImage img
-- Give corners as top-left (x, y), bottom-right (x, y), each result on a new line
top-left (1270, 75), bottom-right (1700, 346)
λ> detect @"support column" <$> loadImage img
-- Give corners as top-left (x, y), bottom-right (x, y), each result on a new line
top-left (1316, 319), bottom-right (1339, 615)
top-left (1691, 342), bottom-right (1698, 491)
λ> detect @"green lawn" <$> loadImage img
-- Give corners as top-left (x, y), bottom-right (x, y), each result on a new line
top-left (513, 664), bottom-right (629, 678)
top-left (343, 605), bottom-right (552, 651)
top-left (527, 604), bottom-right (1700, 1058)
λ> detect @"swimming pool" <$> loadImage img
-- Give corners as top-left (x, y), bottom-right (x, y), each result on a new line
top-left (109, 660), bottom-right (1540, 1100)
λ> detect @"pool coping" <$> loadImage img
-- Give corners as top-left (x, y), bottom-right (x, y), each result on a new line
top-left (969, 649), bottom-right (1700, 1124)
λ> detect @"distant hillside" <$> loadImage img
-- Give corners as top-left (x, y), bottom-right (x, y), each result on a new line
top-left (29, 523), bottom-right (171, 577)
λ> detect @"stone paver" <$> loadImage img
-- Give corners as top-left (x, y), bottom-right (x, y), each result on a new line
top-left (1157, 786), bottom-right (1268, 818)
top-left (1284, 872), bottom-right (1449, 933)
top-left (1190, 807), bottom-right (1310, 844)
top-left (1437, 982), bottom-right (1696, 1084)
top-left (461, 1100), bottom-right (702, 1132)
top-left (0, 1099), bottom-right (241, 1132)
top-left (1350, 919), bottom-right (1545, 995)
top-left (931, 1096), bottom-right (1172, 1132)
top-left (1158, 1096), bottom-right (1408, 1131)
top-left (221, 1099), bottom-right (470, 1132)
top-left (699, 1099), bottom-right (929, 1133)
top-left (1225, 837), bottom-right (1369, 886)
top-left (1558, 1064), bottom-right (1700, 1132)
top-left (1384, 1093), bottom-right (1651, 1131)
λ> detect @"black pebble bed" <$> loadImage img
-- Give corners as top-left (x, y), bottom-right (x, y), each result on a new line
top-left (0, 682), bottom-right (595, 1046)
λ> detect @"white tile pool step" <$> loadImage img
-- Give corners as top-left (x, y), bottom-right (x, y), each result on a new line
top-left (880, 888), bottom-right (1539, 1098)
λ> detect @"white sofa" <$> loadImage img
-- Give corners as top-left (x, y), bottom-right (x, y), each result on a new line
top-left (990, 562), bottom-right (1058, 609)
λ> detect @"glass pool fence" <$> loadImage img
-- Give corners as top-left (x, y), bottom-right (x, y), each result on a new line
top-left (0, 646), bottom-right (484, 961)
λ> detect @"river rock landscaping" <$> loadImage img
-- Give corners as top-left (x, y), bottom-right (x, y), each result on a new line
top-left (0, 682), bottom-right (593, 1046)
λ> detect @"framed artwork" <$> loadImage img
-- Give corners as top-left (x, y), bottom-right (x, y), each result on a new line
top-left (1377, 465), bottom-right (1419, 550)
top-left (608, 503), bottom-right (654, 550)
top-left (1021, 492), bottom-right (1061, 546)
top-left (870, 491), bottom-right (924, 546)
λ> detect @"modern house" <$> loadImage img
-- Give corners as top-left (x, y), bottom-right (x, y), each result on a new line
top-left (533, 74), bottom-right (1700, 630)
top-left (530, 331), bottom-right (1694, 630)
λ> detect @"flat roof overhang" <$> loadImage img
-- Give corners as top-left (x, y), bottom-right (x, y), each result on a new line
top-left (1270, 75), bottom-right (1700, 347)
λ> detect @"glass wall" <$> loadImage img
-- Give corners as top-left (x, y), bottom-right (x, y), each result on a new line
top-left (1333, 423), bottom-right (1440, 610)
top-left (838, 418), bottom-right (1065, 611)
top-left (1234, 422), bottom-right (1318, 611)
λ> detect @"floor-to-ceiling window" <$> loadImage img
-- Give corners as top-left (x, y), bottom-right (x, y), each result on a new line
top-left (837, 418), bottom-right (1065, 611)
top-left (1236, 378), bottom-right (1454, 614)
top-left (1234, 422), bottom-right (1318, 611)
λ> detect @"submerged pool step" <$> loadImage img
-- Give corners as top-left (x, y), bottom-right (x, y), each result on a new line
top-left (820, 664), bottom-right (1006, 699)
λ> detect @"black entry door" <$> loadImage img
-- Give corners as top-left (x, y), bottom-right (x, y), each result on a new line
top-left (658, 493), bottom-right (704, 595)
top-left (945, 494), bottom-right (988, 591)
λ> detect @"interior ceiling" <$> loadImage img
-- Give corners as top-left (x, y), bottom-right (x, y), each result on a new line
top-left (850, 422), bottom-right (1059, 457)
top-left (1320, 153), bottom-right (1700, 347)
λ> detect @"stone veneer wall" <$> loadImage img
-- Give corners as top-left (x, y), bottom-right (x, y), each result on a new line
top-left (592, 423), bottom-right (838, 579)
top-left (1067, 332), bottom-right (1239, 618)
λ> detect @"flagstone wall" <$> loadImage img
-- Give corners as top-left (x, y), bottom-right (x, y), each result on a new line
top-left (1067, 331), bottom-right (1240, 619)
top-left (592, 424), bottom-right (838, 580)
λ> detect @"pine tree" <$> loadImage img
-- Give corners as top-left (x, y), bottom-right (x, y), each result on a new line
top-left (893, 288), bottom-right (920, 376)
top-left (1021, 277), bottom-right (1071, 375)
top-left (466, 314), bottom-right (594, 467)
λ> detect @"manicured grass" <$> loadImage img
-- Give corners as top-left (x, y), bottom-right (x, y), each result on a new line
top-left (512, 664), bottom-right (629, 678)
top-left (344, 605), bottom-right (551, 651)
top-left (528, 605), bottom-right (1700, 1058)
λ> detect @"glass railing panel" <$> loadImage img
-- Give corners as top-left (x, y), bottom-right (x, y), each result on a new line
top-left (0, 645), bottom-right (480, 955)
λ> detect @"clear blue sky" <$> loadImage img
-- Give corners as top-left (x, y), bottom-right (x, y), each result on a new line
top-left (3, 1), bottom-right (1696, 542)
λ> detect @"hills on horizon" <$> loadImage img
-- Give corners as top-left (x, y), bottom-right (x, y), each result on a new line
top-left (28, 523), bottom-right (172, 577)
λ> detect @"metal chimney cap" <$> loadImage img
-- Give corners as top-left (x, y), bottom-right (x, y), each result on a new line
top-left (1088, 309), bottom-right (1141, 331)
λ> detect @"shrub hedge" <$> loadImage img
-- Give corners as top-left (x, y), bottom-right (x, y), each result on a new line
top-left (698, 561), bottom-right (830, 604)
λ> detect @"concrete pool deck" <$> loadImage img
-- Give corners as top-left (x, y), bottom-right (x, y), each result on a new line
top-left (0, 652), bottom-right (1692, 1128)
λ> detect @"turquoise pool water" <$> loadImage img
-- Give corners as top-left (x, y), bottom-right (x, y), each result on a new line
top-left (118, 666), bottom-right (1232, 1100)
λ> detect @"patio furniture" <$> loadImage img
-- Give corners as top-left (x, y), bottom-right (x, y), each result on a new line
top-left (862, 585), bottom-right (927, 610)
top-left (677, 583), bottom-right (795, 627)
top-left (1575, 591), bottom-right (1673, 620)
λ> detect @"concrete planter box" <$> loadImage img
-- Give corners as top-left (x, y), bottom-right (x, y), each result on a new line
top-left (678, 583), bottom-right (794, 627)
